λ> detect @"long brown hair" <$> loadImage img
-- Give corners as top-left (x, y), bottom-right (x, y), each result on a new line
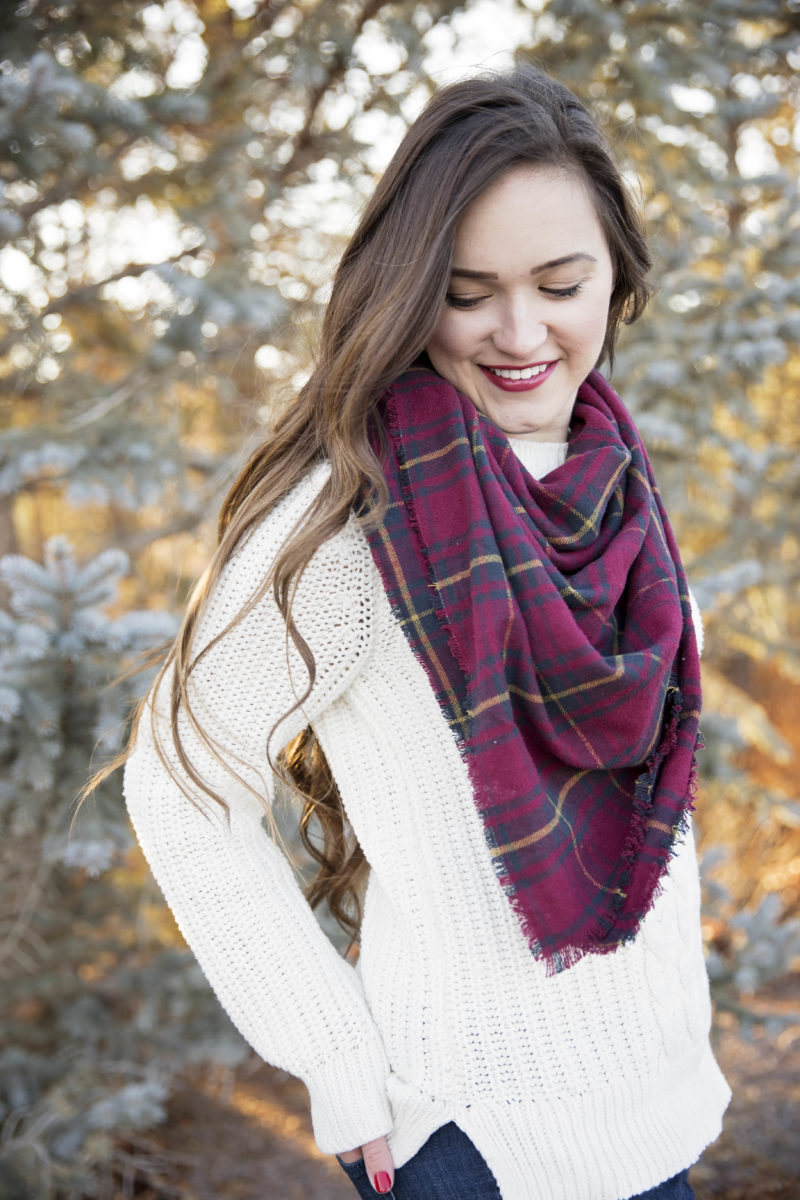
top-left (137, 65), bottom-right (653, 947)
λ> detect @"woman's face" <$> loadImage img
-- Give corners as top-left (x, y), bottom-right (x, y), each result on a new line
top-left (426, 166), bottom-right (615, 442)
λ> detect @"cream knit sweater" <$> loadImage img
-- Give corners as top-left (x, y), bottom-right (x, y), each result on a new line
top-left (124, 437), bottom-right (730, 1200)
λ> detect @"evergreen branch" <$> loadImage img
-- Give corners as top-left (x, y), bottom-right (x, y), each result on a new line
top-left (199, 0), bottom-right (296, 104)
top-left (227, 0), bottom-right (296, 39)
top-left (0, 247), bottom-right (204, 361)
top-left (109, 454), bottom-right (240, 553)
top-left (15, 135), bottom-right (140, 222)
top-left (0, 848), bottom-right (51, 983)
top-left (54, 245), bottom-right (204, 311)
top-left (276, 0), bottom-right (388, 182)
top-left (124, 511), bottom-right (210, 553)
top-left (66, 370), bottom-right (147, 431)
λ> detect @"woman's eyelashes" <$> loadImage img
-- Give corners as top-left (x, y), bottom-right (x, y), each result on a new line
top-left (445, 293), bottom-right (489, 309)
top-left (445, 281), bottom-right (585, 309)
top-left (541, 282), bottom-right (584, 298)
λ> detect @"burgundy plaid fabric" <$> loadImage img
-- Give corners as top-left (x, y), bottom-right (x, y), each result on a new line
top-left (362, 365), bottom-right (702, 972)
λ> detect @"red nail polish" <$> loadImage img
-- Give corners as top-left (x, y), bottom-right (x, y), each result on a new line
top-left (374, 1171), bottom-right (392, 1194)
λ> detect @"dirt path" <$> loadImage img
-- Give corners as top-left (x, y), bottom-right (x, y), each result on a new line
top-left (692, 978), bottom-right (800, 1200)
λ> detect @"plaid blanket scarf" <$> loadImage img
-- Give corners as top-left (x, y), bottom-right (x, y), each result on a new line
top-left (362, 365), bottom-right (702, 973)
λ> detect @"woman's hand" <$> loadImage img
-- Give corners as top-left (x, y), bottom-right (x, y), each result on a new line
top-left (338, 1134), bottom-right (395, 1194)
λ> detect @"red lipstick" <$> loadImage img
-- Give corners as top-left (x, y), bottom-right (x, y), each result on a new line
top-left (478, 361), bottom-right (557, 392)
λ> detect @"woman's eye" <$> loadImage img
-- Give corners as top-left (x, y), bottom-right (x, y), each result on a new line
top-left (541, 282), bottom-right (584, 298)
top-left (445, 293), bottom-right (488, 309)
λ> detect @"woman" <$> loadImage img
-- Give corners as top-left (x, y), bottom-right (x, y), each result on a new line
top-left (123, 67), bottom-right (731, 1199)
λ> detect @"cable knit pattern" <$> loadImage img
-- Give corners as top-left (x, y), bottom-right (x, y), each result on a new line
top-left (124, 444), bottom-right (729, 1200)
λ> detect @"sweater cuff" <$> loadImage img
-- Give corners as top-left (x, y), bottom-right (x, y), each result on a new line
top-left (305, 1040), bottom-right (393, 1155)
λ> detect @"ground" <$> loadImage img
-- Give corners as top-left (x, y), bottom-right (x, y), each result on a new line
top-left (126, 976), bottom-right (800, 1200)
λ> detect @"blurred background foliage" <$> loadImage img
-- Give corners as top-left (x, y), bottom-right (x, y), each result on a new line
top-left (0, 0), bottom-right (799, 1195)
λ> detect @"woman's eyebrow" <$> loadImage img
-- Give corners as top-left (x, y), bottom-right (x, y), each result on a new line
top-left (450, 252), bottom-right (598, 280)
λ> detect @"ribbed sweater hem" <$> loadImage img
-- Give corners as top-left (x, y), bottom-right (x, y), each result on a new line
top-left (385, 1040), bottom-right (730, 1200)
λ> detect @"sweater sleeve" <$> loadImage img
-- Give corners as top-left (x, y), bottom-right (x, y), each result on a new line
top-left (123, 467), bottom-right (393, 1154)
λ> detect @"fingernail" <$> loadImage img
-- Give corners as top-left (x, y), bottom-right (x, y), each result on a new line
top-left (374, 1171), bottom-right (392, 1194)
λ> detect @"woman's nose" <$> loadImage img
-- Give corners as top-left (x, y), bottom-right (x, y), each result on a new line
top-left (491, 299), bottom-right (548, 360)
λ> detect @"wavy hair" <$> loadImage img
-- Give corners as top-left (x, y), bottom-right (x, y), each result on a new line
top-left (129, 65), bottom-right (653, 948)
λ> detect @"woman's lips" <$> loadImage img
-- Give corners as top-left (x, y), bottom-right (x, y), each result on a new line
top-left (478, 361), bottom-right (557, 392)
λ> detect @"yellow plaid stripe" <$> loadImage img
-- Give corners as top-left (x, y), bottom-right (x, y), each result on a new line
top-left (377, 522), bottom-right (471, 734)
top-left (537, 457), bottom-right (626, 546)
top-left (490, 770), bottom-right (626, 895)
top-left (399, 437), bottom-right (471, 469)
top-left (432, 554), bottom-right (543, 591)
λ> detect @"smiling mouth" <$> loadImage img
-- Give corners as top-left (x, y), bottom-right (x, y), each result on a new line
top-left (484, 363), bottom-right (551, 381)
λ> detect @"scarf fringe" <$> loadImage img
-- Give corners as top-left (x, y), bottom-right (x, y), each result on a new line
top-left (622, 683), bottom-right (683, 876)
top-left (511, 684), bottom-right (700, 977)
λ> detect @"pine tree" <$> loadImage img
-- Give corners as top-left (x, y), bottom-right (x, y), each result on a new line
top-left (0, 538), bottom-right (249, 1196)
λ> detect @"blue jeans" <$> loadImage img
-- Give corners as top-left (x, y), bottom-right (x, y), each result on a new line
top-left (336, 1121), bottom-right (696, 1199)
